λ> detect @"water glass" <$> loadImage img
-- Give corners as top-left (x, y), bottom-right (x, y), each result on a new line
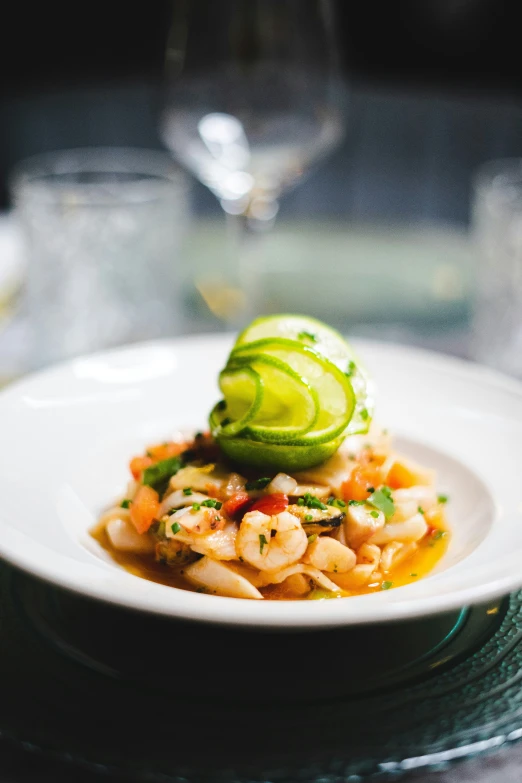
top-left (471, 159), bottom-right (522, 377)
top-left (11, 148), bottom-right (188, 368)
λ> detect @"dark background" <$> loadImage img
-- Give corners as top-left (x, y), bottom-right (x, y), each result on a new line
top-left (0, 0), bottom-right (520, 212)
top-left (1, 0), bottom-right (518, 95)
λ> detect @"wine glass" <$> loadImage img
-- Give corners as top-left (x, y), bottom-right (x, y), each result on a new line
top-left (160, 0), bottom-right (347, 323)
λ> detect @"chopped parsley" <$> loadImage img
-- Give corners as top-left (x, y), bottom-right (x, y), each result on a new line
top-left (348, 499), bottom-right (364, 506)
top-left (360, 408), bottom-right (369, 421)
top-left (366, 486), bottom-right (375, 494)
top-left (304, 514), bottom-right (314, 522)
top-left (191, 502), bottom-right (201, 511)
top-left (171, 521), bottom-right (181, 534)
top-left (307, 533), bottom-right (318, 544)
top-left (142, 456), bottom-right (182, 490)
top-left (120, 499), bottom-right (132, 509)
top-left (245, 477), bottom-right (271, 491)
top-left (182, 487), bottom-right (192, 496)
top-left (370, 510), bottom-right (379, 518)
top-left (259, 533), bottom-right (268, 554)
top-left (418, 506), bottom-right (425, 515)
top-left (345, 360), bottom-right (356, 377)
top-left (381, 581), bottom-right (393, 590)
top-left (299, 493), bottom-right (327, 510)
top-left (438, 494), bottom-right (449, 504)
top-left (367, 486), bottom-right (395, 519)
top-left (432, 530), bottom-right (447, 541)
top-left (201, 498), bottom-right (222, 510)
top-left (298, 330), bottom-right (317, 343)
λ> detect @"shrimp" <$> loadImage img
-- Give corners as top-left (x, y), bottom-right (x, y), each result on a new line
top-left (236, 510), bottom-right (308, 572)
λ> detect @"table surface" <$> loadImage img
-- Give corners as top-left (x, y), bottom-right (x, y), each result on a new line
top-left (2, 82), bottom-right (522, 782)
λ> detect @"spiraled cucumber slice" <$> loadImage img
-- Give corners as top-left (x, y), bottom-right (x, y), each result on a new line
top-left (215, 366), bottom-right (263, 437)
top-left (217, 432), bottom-right (345, 472)
top-left (235, 314), bottom-right (374, 435)
top-left (212, 357), bottom-right (318, 441)
top-left (228, 338), bottom-right (355, 445)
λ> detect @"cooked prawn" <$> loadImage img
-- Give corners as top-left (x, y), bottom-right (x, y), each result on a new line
top-left (236, 510), bottom-right (308, 571)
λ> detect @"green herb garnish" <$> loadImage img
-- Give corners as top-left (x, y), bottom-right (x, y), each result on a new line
top-left (171, 521), bottom-right (181, 534)
top-left (201, 498), bottom-right (222, 510)
top-left (370, 510), bottom-right (379, 518)
top-left (381, 581), bottom-right (393, 590)
top-left (368, 486), bottom-right (395, 519)
top-left (142, 456), bottom-right (182, 490)
top-left (191, 502), bottom-right (201, 511)
top-left (304, 514), bottom-right (314, 522)
top-left (183, 487), bottom-right (192, 496)
top-left (348, 499), bottom-right (364, 506)
top-left (307, 533), bottom-right (318, 544)
top-left (259, 533), bottom-right (268, 554)
top-left (410, 573), bottom-right (418, 577)
top-left (120, 499), bottom-right (132, 509)
top-left (432, 530), bottom-right (447, 541)
top-left (360, 408), bottom-right (369, 421)
top-left (418, 506), bottom-right (425, 515)
top-left (297, 330), bottom-right (317, 343)
top-left (301, 493), bottom-right (327, 510)
top-left (366, 486), bottom-right (375, 494)
top-left (245, 477), bottom-right (271, 491)
top-left (438, 494), bottom-right (449, 504)
top-left (345, 360), bottom-right (356, 377)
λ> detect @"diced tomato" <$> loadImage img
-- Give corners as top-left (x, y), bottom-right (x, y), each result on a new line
top-left (130, 485), bottom-right (160, 534)
top-left (249, 493), bottom-right (289, 515)
top-left (129, 441), bottom-right (187, 479)
top-left (146, 441), bottom-right (186, 462)
top-left (129, 455), bottom-right (153, 480)
top-left (223, 491), bottom-right (251, 517)
top-left (342, 465), bottom-right (382, 502)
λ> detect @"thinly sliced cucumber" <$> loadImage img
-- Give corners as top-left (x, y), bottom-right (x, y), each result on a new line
top-left (215, 366), bottom-right (263, 437)
top-left (217, 432), bottom-right (345, 472)
top-left (228, 338), bottom-right (355, 446)
top-left (212, 357), bottom-right (318, 441)
top-left (238, 354), bottom-right (318, 440)
top-left (236, 314), bottom-right (352, 367)
top-left (235, 314), bottom-right (374, 435)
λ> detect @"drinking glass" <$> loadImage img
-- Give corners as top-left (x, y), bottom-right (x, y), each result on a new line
top-left (471, 159), bottom-right (522, 377)
top-left (160, 0), bottom-right (347, 323)
top-left (10, 148), bottom-right (188, 368)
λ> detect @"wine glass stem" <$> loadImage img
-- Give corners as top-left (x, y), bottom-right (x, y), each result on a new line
top-left (224, 204), bottom-right (278, 326)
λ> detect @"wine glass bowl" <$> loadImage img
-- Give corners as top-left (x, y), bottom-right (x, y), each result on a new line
top-left (160, 0), bottom-right (347, 320)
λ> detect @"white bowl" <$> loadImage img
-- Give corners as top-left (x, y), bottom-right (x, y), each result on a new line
top-left (0, 335), bottom-right (520, 629)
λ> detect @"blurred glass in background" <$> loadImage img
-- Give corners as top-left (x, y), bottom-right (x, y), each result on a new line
top-left (10, 148), bottom-right (187, 368)
top-left (471, 159), bottom-right (522, 377)
top-left (160, 0), bottom-right (347, 323)
top-left (1, 0), bottom-right (521, 379)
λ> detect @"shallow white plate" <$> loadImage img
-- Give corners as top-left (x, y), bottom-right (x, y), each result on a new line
top-left (0, 335), bottom-right (520, 629)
